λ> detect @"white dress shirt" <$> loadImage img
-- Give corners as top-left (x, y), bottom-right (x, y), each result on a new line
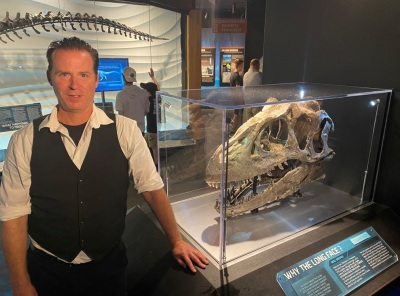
top-left (243, 68), bottom-right (263, 86)
top-left (0, 105), bottom-right (163, 263)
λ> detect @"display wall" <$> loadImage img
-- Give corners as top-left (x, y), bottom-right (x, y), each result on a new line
top-left (262, 0), bottom-right (400, 215)
top-left (201, 28), bottom-right (245, 87)
top-left (0, 0), bottom-right (182, 153)
top-left (243, 0), bottom-right (266, 74)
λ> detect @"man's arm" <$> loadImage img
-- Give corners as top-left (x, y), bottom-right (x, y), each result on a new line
top-left (144, 95), bottom-right (150, 115)
top-left (141, 188), bottom-right (208, 273)
top-left (2, 215), bottom-right (37, 296)
top-left (148, 68), bottom-right (160, 90)
top-left (115, 94), bottom-right (124, 116)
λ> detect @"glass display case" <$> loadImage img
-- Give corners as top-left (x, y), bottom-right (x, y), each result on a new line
top-left (156, 83), bottom-right (392, 269)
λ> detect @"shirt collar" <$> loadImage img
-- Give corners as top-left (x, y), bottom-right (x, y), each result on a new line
top-left (39, 104), bottom-right (114, 132)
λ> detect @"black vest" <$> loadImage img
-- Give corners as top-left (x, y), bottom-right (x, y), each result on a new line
top-left (29, 114), bottom-right (129, 262)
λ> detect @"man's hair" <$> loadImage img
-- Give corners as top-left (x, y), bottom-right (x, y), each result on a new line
top-left (250, 59), bottom-right (260, 69)
top-left (234, 58), bottom-right (244, 68)
top-left (46, 36), bottom-right (99, 73)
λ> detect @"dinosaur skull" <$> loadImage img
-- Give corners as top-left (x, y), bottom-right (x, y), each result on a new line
top-left (205, 98), bottom-right (335, 217)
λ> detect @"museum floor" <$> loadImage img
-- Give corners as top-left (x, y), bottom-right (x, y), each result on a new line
top-left (1, 183), bottom-right (400, 295)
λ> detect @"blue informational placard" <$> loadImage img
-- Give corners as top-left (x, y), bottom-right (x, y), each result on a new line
top-left (0, 103), bottom-right (42, 132)
top-left (277, 227), bottom-right (398, 296)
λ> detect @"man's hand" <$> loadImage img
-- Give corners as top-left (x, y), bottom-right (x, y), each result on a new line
top-left (141, 189), bottom-right (208, 273)
top-left (148, 68), bottom-right (155, 78)
top-left (172, 240), bottom-right (209, 273)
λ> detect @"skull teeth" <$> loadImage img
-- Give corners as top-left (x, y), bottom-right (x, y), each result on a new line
top-left (207, 182), bottom-right (221, 189)
top-left (208, 159), bottom-right (299, 199)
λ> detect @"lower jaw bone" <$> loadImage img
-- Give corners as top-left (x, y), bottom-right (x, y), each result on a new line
top-left (215, 163), bottom-right (324, 217)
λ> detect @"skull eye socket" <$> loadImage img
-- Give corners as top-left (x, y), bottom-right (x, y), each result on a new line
top-left (265, 119), bottom-right (288, 142)
top-left (312, 118), bottom-right (330, 153)
top-left (294, 114), bottom-right (311, 150)
top-left (257, 119), bottom-right (288, 152)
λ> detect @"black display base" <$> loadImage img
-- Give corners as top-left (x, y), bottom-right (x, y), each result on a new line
top-left (0, 203), bottom-right (397, 295)
top-left (122, 206), bottom-right (216, 296)
top-left (214, 202), bottom-right (400, 296)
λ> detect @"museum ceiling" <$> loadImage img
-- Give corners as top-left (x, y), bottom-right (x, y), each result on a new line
top-left (90, 0), bottom-right (249, 13)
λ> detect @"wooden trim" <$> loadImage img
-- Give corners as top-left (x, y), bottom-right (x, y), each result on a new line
top-left (186, 10), bottom-right (202, 90)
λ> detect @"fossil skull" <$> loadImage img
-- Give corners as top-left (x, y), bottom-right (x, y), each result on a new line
top-left (205, 98), bottom-right (335, 217)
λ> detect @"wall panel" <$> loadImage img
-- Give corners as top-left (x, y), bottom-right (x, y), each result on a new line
top-left (0, 0), bottom-right (182, 150)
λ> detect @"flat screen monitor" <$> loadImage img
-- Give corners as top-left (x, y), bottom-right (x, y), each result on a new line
top-left (96, 58), bottom-right (129, 92)
top-left (222, 54), bottom-right (232, 62)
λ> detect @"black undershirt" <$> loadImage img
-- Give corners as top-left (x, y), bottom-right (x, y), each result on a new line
top-left (61, 122), bottom-right (87, 146)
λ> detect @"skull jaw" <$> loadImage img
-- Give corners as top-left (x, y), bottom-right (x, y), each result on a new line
top-left (215, 157), bottom-right (332, 218)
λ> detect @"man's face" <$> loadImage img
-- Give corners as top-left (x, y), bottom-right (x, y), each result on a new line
top-left (48, 49), bottom-right (99, 120)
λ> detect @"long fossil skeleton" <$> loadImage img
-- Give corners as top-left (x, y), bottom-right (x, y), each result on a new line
top-left (205, 98), bottom-right (335, 217)
top-left (0, 11), bottom-right (167, 44)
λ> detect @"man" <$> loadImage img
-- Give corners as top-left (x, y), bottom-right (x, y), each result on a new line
top-left (142, 68), bottom-right (161, 168)
top-left (229, 58), bottom-right (244, 87)
top-left (229, 58), bottom-right (244, 133)
top-left (141, 72), bottom-right (159, 169)
top-left (0, 37), bottom-right (208, 296)
top-left (243, 58), bottom-right (262, 86)
top-left (243, 58), bottom-right (263, 122)
top-left (116, 66), bottom-right (150, 135)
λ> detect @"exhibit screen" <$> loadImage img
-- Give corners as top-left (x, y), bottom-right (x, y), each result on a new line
top-left (96, 58), bottom-right (129, 92)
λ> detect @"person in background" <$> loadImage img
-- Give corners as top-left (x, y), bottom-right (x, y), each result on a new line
top-left (243, 58), bottom-right (262, 86)
top-left (116, 66), bottom-right (150, 136)
top-left (229, 58), bottom-right (244, 87)
top-left (229, 58), bottom-right (244, 134)
top-left (0, 36), bottom-right (208, 296)
top-left (243, 58), bottom-right (263, 122)
top-left (141, 68), bottom-right (160, 169)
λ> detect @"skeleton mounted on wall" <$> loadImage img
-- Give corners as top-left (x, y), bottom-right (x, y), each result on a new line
top-left (0, 11), bottom-right (167, 44)
top-left (205, 98), bottom-right (335, 217)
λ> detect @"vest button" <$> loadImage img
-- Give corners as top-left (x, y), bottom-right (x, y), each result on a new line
top-left (79, 179), bottom-right (84, 184)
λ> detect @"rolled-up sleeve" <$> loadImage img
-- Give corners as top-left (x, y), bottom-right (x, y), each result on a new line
top-left (115, 115), bottom-right (164, 193)
top-left (0, 125), bottom-right (33, 221)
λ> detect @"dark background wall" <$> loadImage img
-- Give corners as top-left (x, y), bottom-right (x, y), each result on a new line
top-left (244, 0), bottom-right (266, 71)
top-left (262, 0), bottom-right (400, 215)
